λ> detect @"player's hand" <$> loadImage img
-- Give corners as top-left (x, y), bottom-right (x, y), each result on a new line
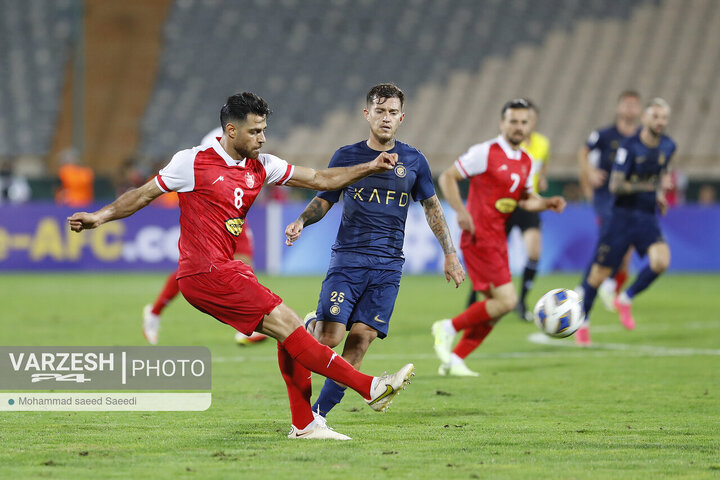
top-left (661, 173), bottom-right (674, 191)
top-left (545, 196), bottom-right (566, 213)
top-left (444, 253), bottom-right (465, 288)
top-left (588, 167), bottom-right (607, 188)
top-left (456, 209), bottom-right (475, 235)
top-left (369, 152), bottom-right (398, 172)
top-left (657, 194), bottom-right (669, 216)
top-left (284, 220), bottom-right (304, 246)
top-left (67, 212), bottom-right (101, 232)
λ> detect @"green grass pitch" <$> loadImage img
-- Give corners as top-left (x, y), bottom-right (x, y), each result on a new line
top-left (1, 272), bottom-right (718, 479)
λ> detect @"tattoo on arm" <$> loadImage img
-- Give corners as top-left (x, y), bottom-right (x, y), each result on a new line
top-left (421, 195), bottom-right (456, 255)
top-left (298, 197), bottom-right (329, 227)
top-left (609, 172), bottom-right (657, 195)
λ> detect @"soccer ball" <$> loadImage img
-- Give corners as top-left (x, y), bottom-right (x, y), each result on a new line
top-left (533, 288), bottom-right (585, 338)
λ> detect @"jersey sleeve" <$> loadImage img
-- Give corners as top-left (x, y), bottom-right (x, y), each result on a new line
top-left (260, 153), bottom-right (294, 185)
top-left (612, 145), bottom-right (634, 178)
top-left (156, 149), bottom-right (196, 193)
top-left (585, 130), bottom-right (600, 150)
top-left (411, 153), bottom-right (436, 201)
top-left (317, 150), bottom-right (344, 203)
top-left (455, 142), bottom-right (489, 178)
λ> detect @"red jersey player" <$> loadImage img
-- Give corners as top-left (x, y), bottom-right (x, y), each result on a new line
top-left (432, 98), bottom-right (566, 376)
top-left (69, 92), bottom-right (415, 440)
top-left (142, 129), bottom-right (266, 347)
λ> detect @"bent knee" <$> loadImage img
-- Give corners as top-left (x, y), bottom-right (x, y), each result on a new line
top-left (650, 257), bottom-right (670, 273)
top-left (317, 331), bottom-right (344, 348)
top-left (649, 245), bottom-right (671, 273)
top-left (496, 295), bottom-right (517, 316)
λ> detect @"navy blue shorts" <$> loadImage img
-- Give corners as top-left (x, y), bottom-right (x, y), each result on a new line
top-left (315, 267), bottom-right (402, 339)
top-left (594, 208), bottom-right (664, 269)
top-left (505, 206), bottom-right (540, 234)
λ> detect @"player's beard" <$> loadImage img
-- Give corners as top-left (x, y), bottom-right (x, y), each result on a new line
top-left (649, 125), bottom-right (664, 138)
top-left (508, 132), bottom-right (524, 146)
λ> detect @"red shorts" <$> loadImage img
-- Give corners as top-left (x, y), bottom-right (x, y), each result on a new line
top-left (234, 225), bottom-right (254, 257)
top-left (461, 240), bottom-right (511, 292)
top-left (178, 260), bottom-right (282, 335)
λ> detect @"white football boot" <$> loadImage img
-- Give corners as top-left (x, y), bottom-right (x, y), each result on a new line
top-left (366, 363), bottom-right (415, 412)
top-left (438, 357), bottom-right (479, 377)
top-left (287, 412), bottom-right (351, 440)
top-left (303, 311), bottom-right (317, 336)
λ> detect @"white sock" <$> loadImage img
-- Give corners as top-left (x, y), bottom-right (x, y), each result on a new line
top-left (600, 278), bottom-right (616, 292)
top-left (442, 320), bottom-right (457, 336)
top-left (618, 291), bottom-right (632, 304)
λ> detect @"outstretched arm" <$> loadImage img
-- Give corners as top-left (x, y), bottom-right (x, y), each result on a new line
top-left (518, 192), bottom-right (566, 213)
top-left (285, 152), bottom-right (397, 191)
top-left (438, 165), bottom-right (475, 235)
top-left (608, 170), bottom-right (657, 195)
top-left (420, 194), bottom-right (465, 287)
top-left (67, 179), bottom-right (164, 232)
top-left (285, 196), bottom-right (334, 246)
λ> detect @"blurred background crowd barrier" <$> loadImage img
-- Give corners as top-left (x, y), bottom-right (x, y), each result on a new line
top-left (0, 0), bottom-right (718, 272)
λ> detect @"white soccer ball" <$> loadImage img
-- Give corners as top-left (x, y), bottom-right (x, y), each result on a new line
top-left (533, 288), bottom-right (585, 338)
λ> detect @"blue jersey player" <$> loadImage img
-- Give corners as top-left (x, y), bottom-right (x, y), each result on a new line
top-left (577, 91), bottom-right (642, 328)
top-left (578, 98), bottom-right (675, 342)
top-left (285, 83), bottom-right (465, 420)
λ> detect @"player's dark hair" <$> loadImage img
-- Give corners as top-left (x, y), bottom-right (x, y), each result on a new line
top-left (366, 83), bottom-right (405, 109)
top-left (220, 92), bottom-right (272, 131)
top-left (500, 98), bottom-right (530, 118)
top-left (618, 90), bottom-right (641, 102)
top-left (523, 98), bottom-right (539, 115)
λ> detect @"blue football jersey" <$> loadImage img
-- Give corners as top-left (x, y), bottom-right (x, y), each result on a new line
top-left (585, 125), bottom-right (637, 215)
top-left (318, 140), bottom-right (436, 271)
top-left (612, 132), bottom-right (676, 214)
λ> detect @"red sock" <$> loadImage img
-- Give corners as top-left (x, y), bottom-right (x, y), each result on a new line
top-left (453, 323), bottom-right (494, 359)
top-left (152, 271), bottom-right (180, 315)
top-left (451, 300), bottom-right (491, 331)
top-left (614, 270), bottom-right (628, 295)
top-left (281, 327), bottom-right (373, 400)
top-left (277, 343), bottom-right (314, 429)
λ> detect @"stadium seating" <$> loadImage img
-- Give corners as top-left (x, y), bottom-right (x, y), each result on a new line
top-left (3, 0), bottom-right (719, 179)
top-left (137, 0), bottom-right (720, 178)
top-left (0, 0), bottom-right (75, 156)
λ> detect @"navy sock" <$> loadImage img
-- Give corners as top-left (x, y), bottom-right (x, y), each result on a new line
top-left (581, 279), bottom-right (598, 320)
top-left (520, 259), bottom-right (539, 305)
top-left (312, 377), bottom-right (347, 417)
top-left (626, 266), bottom-right (659, 299)
top-left (467, 288), bottom-right (477, 308)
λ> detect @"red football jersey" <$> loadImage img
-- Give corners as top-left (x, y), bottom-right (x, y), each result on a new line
top-left (156, 139), bottom-right (293, 278)
top-left (455, 135), bottom-right (533, 247)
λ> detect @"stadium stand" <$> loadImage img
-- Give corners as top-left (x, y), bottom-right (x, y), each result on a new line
top-left (137, 0), bottom-right (720, 178)
top-left (0, 0), bottom-right (75, 157)
top-left (2, 0), bottom-right (719, 181)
